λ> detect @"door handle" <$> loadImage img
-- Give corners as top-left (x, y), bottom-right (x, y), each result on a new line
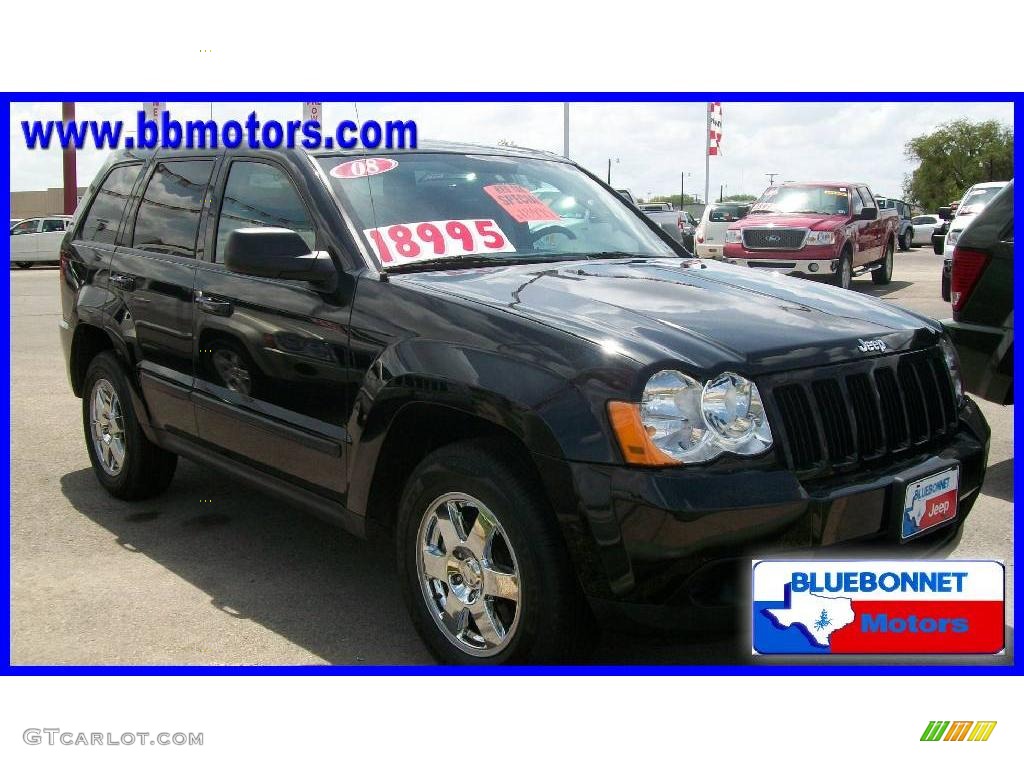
top-left (195, 294), bottom-right (233, 317)
top-left (109, 273), bottom-right (136, 291)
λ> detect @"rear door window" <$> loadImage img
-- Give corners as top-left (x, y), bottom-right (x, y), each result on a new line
top-left (132, 160), bottom-right (216, 257)
top-left (79, 164), bottom-right (142, 244)
top-left (11, 219), bottom-right (40, 235)
top-left (214, 160), bottom-right (315, 262)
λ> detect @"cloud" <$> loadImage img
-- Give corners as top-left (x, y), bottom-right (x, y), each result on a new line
top-left (10, 101), bottom-right (1013, 205)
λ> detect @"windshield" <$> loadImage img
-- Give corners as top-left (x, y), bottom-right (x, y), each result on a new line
top-left (958, 185), bottom-right (1003, 215)
top-left (750, 185), bottom-right (850, 216)
top-left (707, 204), bottom-right (747, 222)
top-left (319, 153), bottom-right (676, 270)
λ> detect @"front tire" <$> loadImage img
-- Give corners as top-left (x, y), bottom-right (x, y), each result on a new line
top-left (834, 249), bottom-right (853, 290)
top-left (397, 440), bottom-right (594, 664)
top-left (15, 261), bottom-right (32, 269)
top-left (872, 240), bottom-right (894, 285)
top-left (899, 230), bottom-right (912, 251)
top-left (82, 351), bottom-right (177, 500)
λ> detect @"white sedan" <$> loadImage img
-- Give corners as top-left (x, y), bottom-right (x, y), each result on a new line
top-left (910, 214), bottom-right (942, 246)
top-left (10, 216), bottom-right (73, 268)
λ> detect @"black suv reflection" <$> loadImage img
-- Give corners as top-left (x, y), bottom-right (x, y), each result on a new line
top-left (59, 143), bottom-right (990, 664)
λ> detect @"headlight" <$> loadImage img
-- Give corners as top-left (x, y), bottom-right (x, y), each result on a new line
top-left (804, 231), bottom-right (836, 245)
top-left (608, 370), bottom-right (773, 465)
top-left (946, 229), bottom-right (961, 248)
top-left (701, 372), bottom-right (774, 454)
top-left (939, 336), bottom-right (964, 405)
top-left (725, 229), bottom-right (742, 243)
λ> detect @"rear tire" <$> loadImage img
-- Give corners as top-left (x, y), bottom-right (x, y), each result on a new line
top-left (872, 240), bottom-right (894, 285)
top-left (15, 262), bottom-right (32, 269)
top-left (82, 351), bottom-right (177, 500)
top-left (397, 439), bottom-right (595, 664)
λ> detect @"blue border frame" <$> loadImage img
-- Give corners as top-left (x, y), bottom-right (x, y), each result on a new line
top-left (4, 92), bottom-right (1020, 675)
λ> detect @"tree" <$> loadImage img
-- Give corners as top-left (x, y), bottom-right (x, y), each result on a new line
top-left (649, 194), bottom-right (699, 207)
top-left (903, 119), bottom-right (1012, 211)
top-left (721, 194), bottom-right (756, 202)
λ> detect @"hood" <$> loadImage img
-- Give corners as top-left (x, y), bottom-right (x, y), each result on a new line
top-left (399, 259), bottom-right (939, 375)
top-left (732, 212), bottom-right (849, 230)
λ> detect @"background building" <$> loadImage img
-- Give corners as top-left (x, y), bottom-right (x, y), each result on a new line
top-left (11, 187), bottom-right (86, 220)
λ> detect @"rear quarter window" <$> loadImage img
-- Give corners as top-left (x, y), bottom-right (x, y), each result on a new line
top-left (79, 164), bottom-right (143, 245)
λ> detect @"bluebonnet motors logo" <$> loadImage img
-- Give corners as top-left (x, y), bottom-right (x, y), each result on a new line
top-left (752, 560), bottom-right (1004, 654)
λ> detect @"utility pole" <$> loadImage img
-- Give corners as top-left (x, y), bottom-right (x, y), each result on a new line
top-left (704, 103), bottom-right (711, 212)
top-left (61, 102), bottom-right (77, 215)
top-left (563, 103), bottom-right (570, 158)
top-left (720, 183), bottom-right (725, 203)
top-left (680, 171), bottom-right (686, 209)
top-left (607, 158), bottom-right (611, 184)
top-left (766, 172), bottom-right (779, 187)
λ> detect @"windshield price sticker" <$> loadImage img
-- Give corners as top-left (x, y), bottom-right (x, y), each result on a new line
top-left (330, 157), bottom-right (398, 179)
top-left (363, 218), bottom-right (516, 266)
top-left (483, 184), bottom-right (560, 223)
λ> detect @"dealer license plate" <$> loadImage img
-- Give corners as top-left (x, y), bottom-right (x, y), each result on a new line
top-left (901, 466), bottom-right (959, 540)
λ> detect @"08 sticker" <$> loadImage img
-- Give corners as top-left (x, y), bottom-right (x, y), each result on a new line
top-left (330, 157), bottom-right (398, 179)
top-left (363, 218), bottom-right (516, 266)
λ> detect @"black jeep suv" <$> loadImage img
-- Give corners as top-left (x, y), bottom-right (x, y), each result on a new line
top-left (59, 143), bottom-right (990, 664)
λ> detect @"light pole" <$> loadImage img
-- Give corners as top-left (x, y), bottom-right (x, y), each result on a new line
top-left (607, 157), bottom-right (619, 185)
top-left (680, 171), bottom-right (691, 209)
top-left (766, 172), bottom-right (780, 187)
top-left (563, 103), bottom-right (570, 158)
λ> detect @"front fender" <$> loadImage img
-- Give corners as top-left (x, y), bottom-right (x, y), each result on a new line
top-left (344, 338), bottom-right (615, 516)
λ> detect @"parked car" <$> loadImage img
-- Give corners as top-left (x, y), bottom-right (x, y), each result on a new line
top-left (61, 144), bottom-right (989, 664)
top-left (640, 205), bottom-right (689, 249)
top-left (912, 214), bottom-right (943, 246)
top-left (677, 209), bottom-right (697, 253)
top-left (615, 188), bottom-right (636, 205)
top-left (694, 202), bottom-right (750, 259)
top-left (937, 181), bottom-right (1009, 257)
top-left (942, 180), bottom-right (1014, 405)
top-left (10, 215), bottom-right (73, 268)
top-left (723, 182), bottom-right (899, 290)
top-left (875, 196), bottom-right (915, 251)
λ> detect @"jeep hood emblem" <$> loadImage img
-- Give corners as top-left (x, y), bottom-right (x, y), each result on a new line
top-left (857, 338), bottom-right (888, 353)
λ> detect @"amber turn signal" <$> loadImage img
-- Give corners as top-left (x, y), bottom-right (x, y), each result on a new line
top-left (607, 401), bottom-right (679, 466)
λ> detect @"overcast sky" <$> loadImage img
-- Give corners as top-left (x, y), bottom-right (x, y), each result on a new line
top-left (9, 101), bottom-right (1014, 202)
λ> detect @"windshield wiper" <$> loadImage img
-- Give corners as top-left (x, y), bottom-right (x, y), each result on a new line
top-left (582, 251), bottom-right (653, 260)
top-left (384, 253), bottom-right (566, 274)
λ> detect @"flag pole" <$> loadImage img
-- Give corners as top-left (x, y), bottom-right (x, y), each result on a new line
top-left (704, 102), bottom-right (710, 208)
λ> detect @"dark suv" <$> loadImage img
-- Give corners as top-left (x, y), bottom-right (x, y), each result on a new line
top-left (942, 180), bottom-right (1014, 405)
top-left (60, 143), bottom-right (990, 664)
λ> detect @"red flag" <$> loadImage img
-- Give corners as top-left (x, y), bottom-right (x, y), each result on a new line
top-left (707, 102), bottom-right (723, 156)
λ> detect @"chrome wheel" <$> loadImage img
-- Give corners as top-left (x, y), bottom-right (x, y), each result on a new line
top-left (211, 348), bottom-right (251, 395)
top-left (89, 378), bottom-right (126, 476)
top-left (839, 256), bottom-right (852, 289)
top-left (416, 493), bottom-right (521, 657)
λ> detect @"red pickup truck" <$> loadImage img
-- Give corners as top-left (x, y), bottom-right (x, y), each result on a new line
top-left (722, 182), bottom-right (898, 290)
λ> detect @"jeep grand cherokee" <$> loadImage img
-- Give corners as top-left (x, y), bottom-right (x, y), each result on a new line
top-left (59, 143), bottom-right (990, 664)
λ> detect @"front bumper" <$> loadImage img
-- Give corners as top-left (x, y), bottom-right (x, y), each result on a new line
top-left (724, 257), bottom-right (837, 276)
top-left (550, 401), bottom-right (990, 631)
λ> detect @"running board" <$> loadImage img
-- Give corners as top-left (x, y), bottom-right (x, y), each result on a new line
top-left (853, 262), bottom-right (883, 276)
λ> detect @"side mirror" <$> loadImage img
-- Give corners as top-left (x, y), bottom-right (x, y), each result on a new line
top-left (857, 207), bottom-right (878, 221)
top-left (938, 206), bottom-right (953, 221)
top-left (224, 228), bottom-right (336, 286)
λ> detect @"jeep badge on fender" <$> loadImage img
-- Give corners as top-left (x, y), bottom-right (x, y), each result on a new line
top-left (59, 142), bottom-right (990, 664)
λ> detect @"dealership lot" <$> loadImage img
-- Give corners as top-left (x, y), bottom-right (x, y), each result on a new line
top-left (10, 249), bottom-right (1013, 665)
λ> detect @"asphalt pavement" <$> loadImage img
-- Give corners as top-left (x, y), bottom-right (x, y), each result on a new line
top-left (9, 248), bottom-right (1014, 665)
